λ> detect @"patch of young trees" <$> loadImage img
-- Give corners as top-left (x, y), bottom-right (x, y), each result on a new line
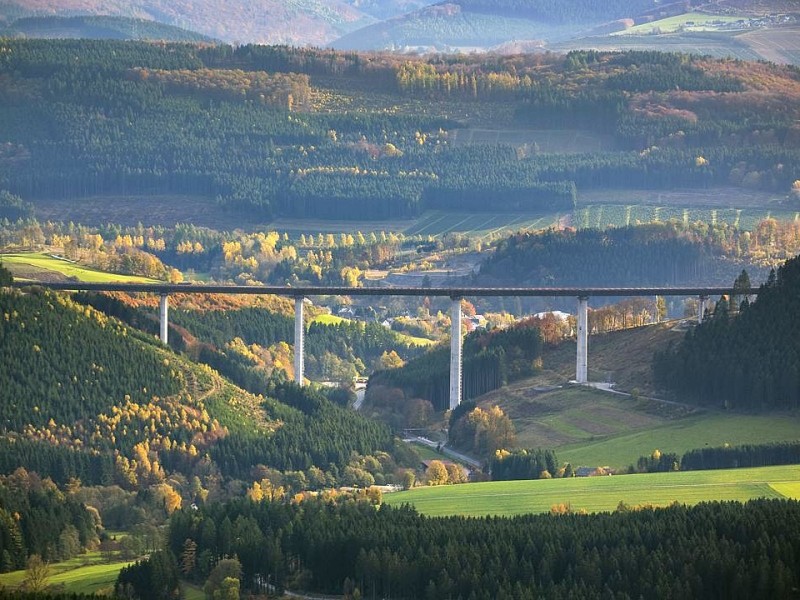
top-left (635, 441), bottom-right (800, 473)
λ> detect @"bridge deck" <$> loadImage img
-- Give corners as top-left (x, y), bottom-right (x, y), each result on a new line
top-left (11, 281), bottom-right (738, 298)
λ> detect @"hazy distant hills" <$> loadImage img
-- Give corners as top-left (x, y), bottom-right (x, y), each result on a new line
top-left (333, 0), bottom-right (661, 51)
top-left (0, 0), bottom-right (436, 46)
top-left (0, 0), bottom-right (797, 56)
top-left (0, 15), bottom-right (218, 42)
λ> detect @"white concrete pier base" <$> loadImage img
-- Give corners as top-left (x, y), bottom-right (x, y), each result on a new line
top-left (576, 296), bottom-right (588, 384)
top-left (449, 297), bottom-right (463, 410)
top-left (294, 296), bottom-right (305, 385)
top-left (698, 295), bottom-right (708, 324)
top-left (159, 293), bottom-right (169, 345)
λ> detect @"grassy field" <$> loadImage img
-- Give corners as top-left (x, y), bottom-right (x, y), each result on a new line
top-left (311, 313), bottom-right (435, 347)
top-left (182, 581), bottom-right (206, 600)
top-left (383, 464), bottom-right (800, 517)
top-left (558, 409), bottom-right (800, 469)
top-left (0, 551), bottom-right (134, 595)
top-left (476, 323), bottom-right (800, 470)
top-left (411, 442), bottom-right (452, 462)
top-left (620, 13), bottom-right (746, 35)
top-left (1, 252), bottom-right (159, 283)
top-left (403, 210), bottom-right (563, 239)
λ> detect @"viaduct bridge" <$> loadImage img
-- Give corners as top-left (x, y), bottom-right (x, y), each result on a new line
top-left (12, 281), bottom-right (738, 409)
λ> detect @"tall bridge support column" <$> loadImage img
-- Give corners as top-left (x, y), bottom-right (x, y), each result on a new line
top-left (698, 295), bottom-right (708, 324)
top-left (576, 296), bottom-right (589, 384)
top-left (449, 296), bottom-right (463, 410)
top-left (159, 293), bottom-right (169, 345)
top-left (294, 296), bottom-right (305, 386)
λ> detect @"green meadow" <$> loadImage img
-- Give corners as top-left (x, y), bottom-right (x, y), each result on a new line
top-left (311, 313), bottom-right (435, 347)
top-left (0, 551), bottom-right (134, 595)
top-left (557, 410), bottom-right (800, 469)
top-left (383, 464), bottom-right (800, 517)
top-left (1, 252), bottom-right (158, 283)
top-left (619, 12), bottom-right (746, 35)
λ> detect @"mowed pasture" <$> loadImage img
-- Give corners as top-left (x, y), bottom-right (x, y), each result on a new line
top-left (383, 465), bottom-right (800, 517)
top-left (477, 324), bottom-right (800, 470)
top-left (1, 252), bottom-right (158, 283)
top-left (311, 313), bottom-right (435, 346)
top-left (481, 384), bottom-right (800, 470)
top-left (0, 551), bottom-right (134, 595)
top-left (619, 13), bottom-right (746, 35)
top-left (403, 210), bottom-right (564, 238)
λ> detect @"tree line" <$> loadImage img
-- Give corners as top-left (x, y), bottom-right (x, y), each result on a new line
top-left (479, 222), bottom-right (754, 288)
top-left (653, 254), bottom-right (800, 409)
top-left (0, 469), bottom-right (98, 572)
top-left (161, 495), bottom-right (800, 599)
top-left (636, 441), bottom-right (800, 473)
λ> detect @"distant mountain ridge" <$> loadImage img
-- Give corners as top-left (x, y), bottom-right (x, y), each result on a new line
top-left (0, 0), bottom-right (795, 51)
top-left (0, 0), bottom-right (436, 45)
top-left (1, 15), bottom-right (218, 42)
top-left (332, 0), bottom-right (665, 50)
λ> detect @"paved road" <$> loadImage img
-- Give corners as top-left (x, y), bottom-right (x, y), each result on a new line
top-left (583, 381), bottom-right (702, 411)
top-left (406, 434), bottom-right (482, 468)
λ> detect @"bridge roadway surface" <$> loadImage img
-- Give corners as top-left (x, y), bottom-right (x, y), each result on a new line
top-left (10, 281), bottom-right (737, 298)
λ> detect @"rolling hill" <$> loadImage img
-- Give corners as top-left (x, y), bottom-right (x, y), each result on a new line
top-left (0, 15), bottom-right (217, 42)
top-left (332, 0), bottom-right (661, 50)
top-left (0, 0), bottom-right (436, 45)
top-left (0, 286), bottom-right (400, 493)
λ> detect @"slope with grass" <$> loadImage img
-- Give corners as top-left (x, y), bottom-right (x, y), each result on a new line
top-left (383, 464), bottom-right (800, 517)
top-left (1, 253), bottom-right (159, 283)
top-left (0, 552), bottom-right (135, 595)
top-left (476, 321), bottom-right (800, 469)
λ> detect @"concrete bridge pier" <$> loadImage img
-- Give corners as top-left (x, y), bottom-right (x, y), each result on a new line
top-left (294, 296), bottom-right (305, 385)
top-left (698, 295), bottom-right (708, 324)
top-left (449, 296), bottom-right (463, 410)
top-left (576, 296), bottom-right (589, 384)
top-left (159, 293), bottom-right (169, 345)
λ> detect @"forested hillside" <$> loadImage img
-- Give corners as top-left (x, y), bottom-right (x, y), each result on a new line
top-left (654, 253), bottom-right (800, 409)
top-left (0, 288), bottom-right (411, 501)
top-left (370, 319), bottom-right (544, 411)
top-left (166, 497), bottom-right (800, 598)
top-left (479, 221), bottom-right (784, 287)
top-left (74, 290), bottom-right (426, 390)
top-left (333, 0), bottom-right (659, 49)
top-left (0, 469), bottom-right (99, 570)
top-left (0, 0), bottom-right (372, 46)
top-left (0, 40), bottom-right (797, 223)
